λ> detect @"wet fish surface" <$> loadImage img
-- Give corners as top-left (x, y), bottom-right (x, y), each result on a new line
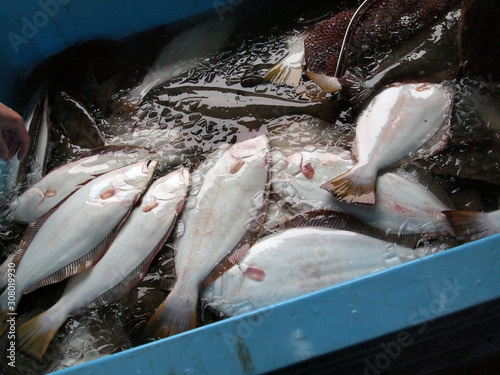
top-left (321, 83), bottom-right (454, 205)
top-left (17, 167), bottom-right (190, 359)
top-left (202, 227), bottom-right (417, 317)
top-left (8, 146), bottom-right (159, 223)
top-left (271, 148), bottom-right (454, 236)
top-left (145, 135), bottom-right (270, 338)
top-left (0, 159), bottom-right (157, 332)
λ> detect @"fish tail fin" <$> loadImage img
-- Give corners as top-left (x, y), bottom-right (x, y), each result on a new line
top-left (264, 61), bottom-right (303, 87)
top-left (144, 286), bottom-right (198, 339)
top-left (320, 164), bottom-right (377, 206)
top-left (443, 210), bottom-right (494, 242)
top-left (18, 309), bottom-right (63, 359)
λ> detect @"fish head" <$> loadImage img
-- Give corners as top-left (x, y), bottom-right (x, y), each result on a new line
top-left (120, 159), bottom-right (158, 190)
top-left (141, 168), bottom-right (190, 213)
top-left (9, 187), bottom-right (47, 222)
top-left (230, 134), bottom-right (268, 158)
top-left (96, 159), bottom-right (158, 205)
top-left (228, 135), bottom-right (269, 171)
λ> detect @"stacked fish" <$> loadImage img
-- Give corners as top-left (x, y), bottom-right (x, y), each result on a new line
top-left (0, 0), bottom-right (499, 366)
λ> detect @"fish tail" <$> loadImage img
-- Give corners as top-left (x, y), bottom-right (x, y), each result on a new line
top-left (443, 210), bottom-right (494, 242)
top-left (144, 286), bottom-right (198, 339)
top-left (18, 309), bottom-right (63, 359)
top-left (264, 61), bottom-right (303, 87)
top-left (339, 69), bottom-right (374, 106)
top-left (320, 164), bottom-right (377, 206)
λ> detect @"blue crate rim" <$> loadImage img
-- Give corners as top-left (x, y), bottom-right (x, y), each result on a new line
top-left (50, 233), bottom-right (500, 375)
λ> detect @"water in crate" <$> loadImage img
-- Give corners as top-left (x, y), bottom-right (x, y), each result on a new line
top-left (1, 0), bottom-right (499, 373)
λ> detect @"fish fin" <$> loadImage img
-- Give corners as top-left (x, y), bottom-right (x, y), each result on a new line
top-left (264, 61), bottom-right (303, 87)
top-left (144, 287), bottom-right (198, 339)
top-left (200, 243), bottom-right (251, 291)
top-left (0, 248), bottom-right (25, 290)
top-left (396, 165), bottom-right (455, 210)
top-left (70, 256), bottom-right (151, 317)
top-left (277, 209), bottom-right (420, 248)
top-left (443, 210), bottom-right (495, 242)
top-left (0, 308), bottom-right (8, 335)
top-left (70, 219), bottom-right (177, 317)
top-left (23, 228), bottom-right (116, 294)
top-left (18, 310), bottom-right (61, 359)
top-left (305, 71), bottom-right (342, 93)
top-left (320, 164), bottom-right (377, 206)
top-left (337, 69), bottom-right (375, 106)
top-left (17, 203), bottom-right (60, 251)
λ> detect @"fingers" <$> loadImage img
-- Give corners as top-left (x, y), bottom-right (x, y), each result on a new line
top-left (0, 131), bottom-right (9, 161)
top-left (12, 123), bottom-right (30, 161)
top-left (1, 129), bottom-right (17, 161)
top-left (0, 112), bottom-right (30, 161)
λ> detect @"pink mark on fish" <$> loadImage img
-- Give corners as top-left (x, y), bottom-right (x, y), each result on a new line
top-left (44, 189), bottom-right (57, 197)
top-left (301, 162), bottom-right (315, 179)
top-left (100, 188), bottom-right (116, 200)
top-left (243, 265), bottom-right (266, 281)
top-left (229, 158), bottom-right (245, 174)
top-left (143, 201), bottom-right (159, 213)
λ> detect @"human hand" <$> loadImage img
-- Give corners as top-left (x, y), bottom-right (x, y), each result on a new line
top-left (0, 102), bottom-right (30, 161)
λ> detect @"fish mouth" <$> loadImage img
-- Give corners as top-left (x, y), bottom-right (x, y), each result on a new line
top-left (142, 159), bottom-right (159, 174)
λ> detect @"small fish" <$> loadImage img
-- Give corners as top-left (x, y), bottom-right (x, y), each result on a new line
top-left (321, 83), bottom-right (453, 206)
top-left (264, 34), bottom-right (307, 87)
top-left (8, 146), bottom-right (158, 223)
top-left (17, 167), bottom-right (190, 359)
top-left (272, 149), bottom-right (454, 236)
top-left (0, 159), bottom-right (158, 333)
top-left (202, 227), bottom-right (416, 317)
top-left (145, 135), bottom-right (270, 338)
top-left (27, 95), bottom-right (51, 186)
top-left (443, 209), bottom-right (500, 242)
top-left (2, 90), bottom-right (44, 193)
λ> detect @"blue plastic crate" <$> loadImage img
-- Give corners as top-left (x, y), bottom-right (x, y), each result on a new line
top-left (1, 1), bottom-right (500, 374)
